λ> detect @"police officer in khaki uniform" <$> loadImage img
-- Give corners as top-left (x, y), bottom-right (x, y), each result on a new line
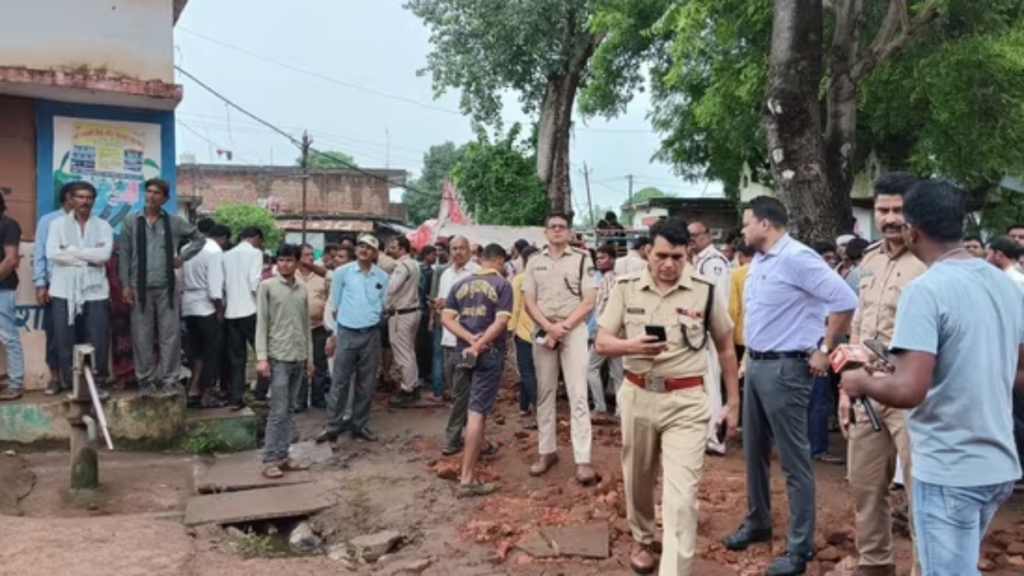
top-left (386, 236), bottom-right (423, 406)
top-left (597, 217), bottom-right (739, 576)
top-left (843, 172), bottom-right (926, 576)
top-left (524, 212), bottom-right (598, 484)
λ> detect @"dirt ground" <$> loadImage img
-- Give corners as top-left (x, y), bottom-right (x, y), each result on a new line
top-left (0, 378), bottom-right (1022, 576)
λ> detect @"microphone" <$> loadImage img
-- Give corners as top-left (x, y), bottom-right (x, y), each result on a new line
top-left (828, 344), bottom-right (882, 433)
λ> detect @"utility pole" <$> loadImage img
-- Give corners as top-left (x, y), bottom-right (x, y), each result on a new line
top-left (626, 174), bottom-right (634, 228)
top-left (581, 162), bottom-right (594, 228)
top-left (300, 131), bottom-right (312, 244)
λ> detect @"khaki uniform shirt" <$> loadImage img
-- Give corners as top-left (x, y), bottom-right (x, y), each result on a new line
top-left (387, 255), bottom-right (421, 310)
top-left (297, 269), bottom-right (329, 329)
top-left (377, 253), bottom-right (397, 274)
top-left (599, 266), bottom-right (732, 379)
top-left (850, 241), bottom-right (926, 346)
top-left (523, 246), bottom-right (597, 321)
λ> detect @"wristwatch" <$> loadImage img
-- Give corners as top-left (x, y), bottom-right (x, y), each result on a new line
top-left (817, 338), bottom-right (829, 355)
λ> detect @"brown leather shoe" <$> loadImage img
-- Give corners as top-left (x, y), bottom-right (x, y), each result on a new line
top-left (854, 565), bottom-right (896, 576)
top-left (529, 453), bottom-right (559, 477)
top-left (576, 463), bottom-right (599, 486)
top-left (630, 543), bottom-right (657, 575)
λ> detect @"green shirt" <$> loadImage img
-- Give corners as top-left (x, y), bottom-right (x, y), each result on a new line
top-left (255, 274), bottom-right (313, 362)
top-left (118, 210), bottom-right (204, 289)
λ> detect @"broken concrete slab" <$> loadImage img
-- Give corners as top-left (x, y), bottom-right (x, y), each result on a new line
top-left (195, 451), bottom-right (312, 494)
top-left (183, 483), bottom-right (333, 526)
top-left (544, 522), bottom-right (610, 559)
top-left (349, 530), bottom-right (402, 562)
top-left (515, 523), bottom-right (609, 560)
top-left (514, 529), bottom-right (558, 558)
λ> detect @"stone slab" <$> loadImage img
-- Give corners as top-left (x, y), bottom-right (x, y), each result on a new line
top-left (514, 530), bottom-right (558, 558)
top-left (544, 523), bottom-right (609, 559)
top-left (195, 451), bottom-right (312, 494)
top-left (184, 483), bottom-right (333, 526)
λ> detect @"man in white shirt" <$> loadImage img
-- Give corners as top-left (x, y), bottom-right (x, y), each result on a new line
top-left (46, 181), bottom-right (113, 396)
top-left (438, 236), bottom-right (480, 454)
top-left (182, 223), bottom-right (228, 408)
top-left (222, 226), bottom-right (265, 410)
top-left (986, 236), bottom-right (1024, 290)
top-left (613, 237), bottom-right (650, 276)
top-left (688, 221), bottom-right (733, 456)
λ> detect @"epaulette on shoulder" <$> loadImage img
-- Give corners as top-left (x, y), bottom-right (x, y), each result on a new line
top-left (616, 274), bottom-right (641, 284)
top-left (864, 241), bottom-right (883, 254)
top-left (691, 274), bottom-right (714, 287)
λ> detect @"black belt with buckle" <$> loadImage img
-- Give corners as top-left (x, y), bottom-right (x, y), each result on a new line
top-left (748, 350), bottom-right (809, 361)
top-left (388, 306), bottom-right (420, 317)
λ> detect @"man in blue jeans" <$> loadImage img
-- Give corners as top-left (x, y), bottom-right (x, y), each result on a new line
top-left (0, 193), bottom-right (24, 402)
top-left (843, 179), bottom-right (1023, 576)
top-left (255, 244), bottom-right (313, 478)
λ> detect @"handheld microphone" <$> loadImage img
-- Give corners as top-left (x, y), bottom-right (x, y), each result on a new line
top-left (829, 344), bottom-right (883, 433)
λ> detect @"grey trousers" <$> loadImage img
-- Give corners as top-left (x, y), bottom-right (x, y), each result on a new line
top-left (442, 347), bottom-right (468, 449)
top-left (51, 298), bottom-right (110, 390)
top-left (264, 360), bottom-right (303, 463)
top-left (130, 288), bottom-right (181, 389)
top-left (743, 357), bottom-right (816, 557)
top-left (326, 327), bottom-right (381, 433)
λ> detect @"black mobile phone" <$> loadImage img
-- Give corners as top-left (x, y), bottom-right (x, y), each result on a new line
top-left (457, 352), bottom-right (478, 370)
top-left (644, 325), bottom-right (667, 343)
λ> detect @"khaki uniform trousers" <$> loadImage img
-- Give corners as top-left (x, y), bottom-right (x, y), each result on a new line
top-left (620, 382), bottom-right (709, 576)
top-left (388, 311), bottom-right (421, 392)
top-left (534, 324), bottom-right (591, 463)
top-left (703, 346), bottom-right (726, 454)
top-left (848, 399), bottom-right (919, 575)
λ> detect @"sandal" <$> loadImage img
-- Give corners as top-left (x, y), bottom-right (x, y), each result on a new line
top-left (0, 388), bottom-right (23, 402)
top-left (480, 440), bottom-right (500, 457)
top-left (279, 459), bottom-right (309, 472)
top-left (262, 464), bottom-right (284, 479)
top-left (441, 444), bottom-right (463, 456)
top-left (813, 453), bottom-right (846, 465)
top-left (455, 482), bottom-right (497, 499)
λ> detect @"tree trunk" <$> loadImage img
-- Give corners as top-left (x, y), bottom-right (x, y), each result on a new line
top-left (823, 0), bottom-right (861, 232)
top-left (536, 74), bottom-right (579, 219)
top-left (765, 0), bottom-right (844, 243)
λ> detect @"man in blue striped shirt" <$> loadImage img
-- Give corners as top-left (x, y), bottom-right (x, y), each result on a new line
top-left (722, 196), bottom-right (857, 576)
top-left (34, 183), bottom-right (75, 395)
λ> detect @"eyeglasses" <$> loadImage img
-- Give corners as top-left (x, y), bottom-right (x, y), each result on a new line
top-left (547, 224), bottom-right (568, 231)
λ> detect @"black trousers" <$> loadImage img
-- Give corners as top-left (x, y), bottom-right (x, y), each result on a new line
top-left (185, 313), bottom-right (222, 394)
top-left (52, 298), bottom-right (110, 390)
top-left (225, 314), bottom-right (269, 405)
top-left (415, 313), bottom-right (432, 382)
top-left (296, 326), bottom-right (330, 408)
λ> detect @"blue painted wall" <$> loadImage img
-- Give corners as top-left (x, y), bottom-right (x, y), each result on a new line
top-left (34, 101), bottom-right (176, 220)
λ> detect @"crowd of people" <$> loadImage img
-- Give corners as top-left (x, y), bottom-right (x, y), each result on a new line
top-left (0, 174), bottom-right (1020, 575)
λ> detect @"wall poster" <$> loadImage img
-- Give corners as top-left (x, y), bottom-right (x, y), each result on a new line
top-left (52, 117), bottom-right (163, 233)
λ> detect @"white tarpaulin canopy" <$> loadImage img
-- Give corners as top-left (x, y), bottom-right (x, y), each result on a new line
top-left (433, 223), bottom-right (547, 249)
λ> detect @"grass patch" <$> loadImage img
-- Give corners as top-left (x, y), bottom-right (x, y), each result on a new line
top-left (181, 424), bottom-right (231, 455)
top-left (234, 528), bottom-right (274, 558)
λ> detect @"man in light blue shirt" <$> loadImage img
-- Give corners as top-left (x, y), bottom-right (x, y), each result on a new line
top-left (723, 196), bottom-right (857, 576)
top-left (842, 180), bottom-right (1023, 575)
top-left (318, 235), bottom-right (389, 444)
top-left (34, 184), bottom-right (75, 394)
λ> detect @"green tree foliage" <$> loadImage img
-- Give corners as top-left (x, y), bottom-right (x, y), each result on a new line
top-left (297, 150), bottom-right (358, 170)
top-left (621, 186), bottom-right (668, 223)
top-left (451, 124), bottom-right (550, 226)
top-left (588, 0), bottom-right (1024, 229)
top-left (402, 142), bottom-right (468, 225)
top-left (211, 203), bottom-right (284, 249)
top-left (406, 0), bottom-right (664, 212)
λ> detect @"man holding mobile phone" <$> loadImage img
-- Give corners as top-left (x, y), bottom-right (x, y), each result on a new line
top-left (596, 218), bottom-right (740, 575)
top-left (440, 243), bottom-right (514, 497)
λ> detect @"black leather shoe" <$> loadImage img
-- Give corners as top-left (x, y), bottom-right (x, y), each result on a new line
top-left (765, 552), bottom-right (806, 576)
top-left (721, 524), bottom-right (772, 551)
top-left (352, 428), bottom-right (378, 442)
top-left (314, 429), bottom-right (340, 444)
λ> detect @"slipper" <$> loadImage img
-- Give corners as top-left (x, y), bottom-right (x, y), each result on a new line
top-left (0, 388), bottom-right (23, 402)
top-left (455, 482), bottom-right (497, 499)
top-left (480, 440), bottom-right (500, 457)
top-left (201, 399), bottom-right (229, 409)
top-left (813, 454), bottom-right (845, 465)
top-left (590, 411), bottom-right (613, 425)
top-left (262, 464), bottom-right (284, 479)
top-left (521, 420), bottom-right (538, 431)
top-left (441, 444), bottom-right (463, 457)
top-left (280, 459), bottom-right (309, 472)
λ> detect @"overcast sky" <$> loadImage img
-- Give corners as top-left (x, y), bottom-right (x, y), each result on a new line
top-left (172, 0), bottom-right (722, 214)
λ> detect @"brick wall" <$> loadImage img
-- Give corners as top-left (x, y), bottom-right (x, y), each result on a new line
top-left (0, 96), bottom-right (37, 239)
top-left (177, 165), bottom-right (407, 218)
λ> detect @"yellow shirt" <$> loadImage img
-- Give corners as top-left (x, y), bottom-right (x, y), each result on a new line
top-left (729, 265), bottom-right (749, 345)
top-left (510, 273), bottom-right (535, 342)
